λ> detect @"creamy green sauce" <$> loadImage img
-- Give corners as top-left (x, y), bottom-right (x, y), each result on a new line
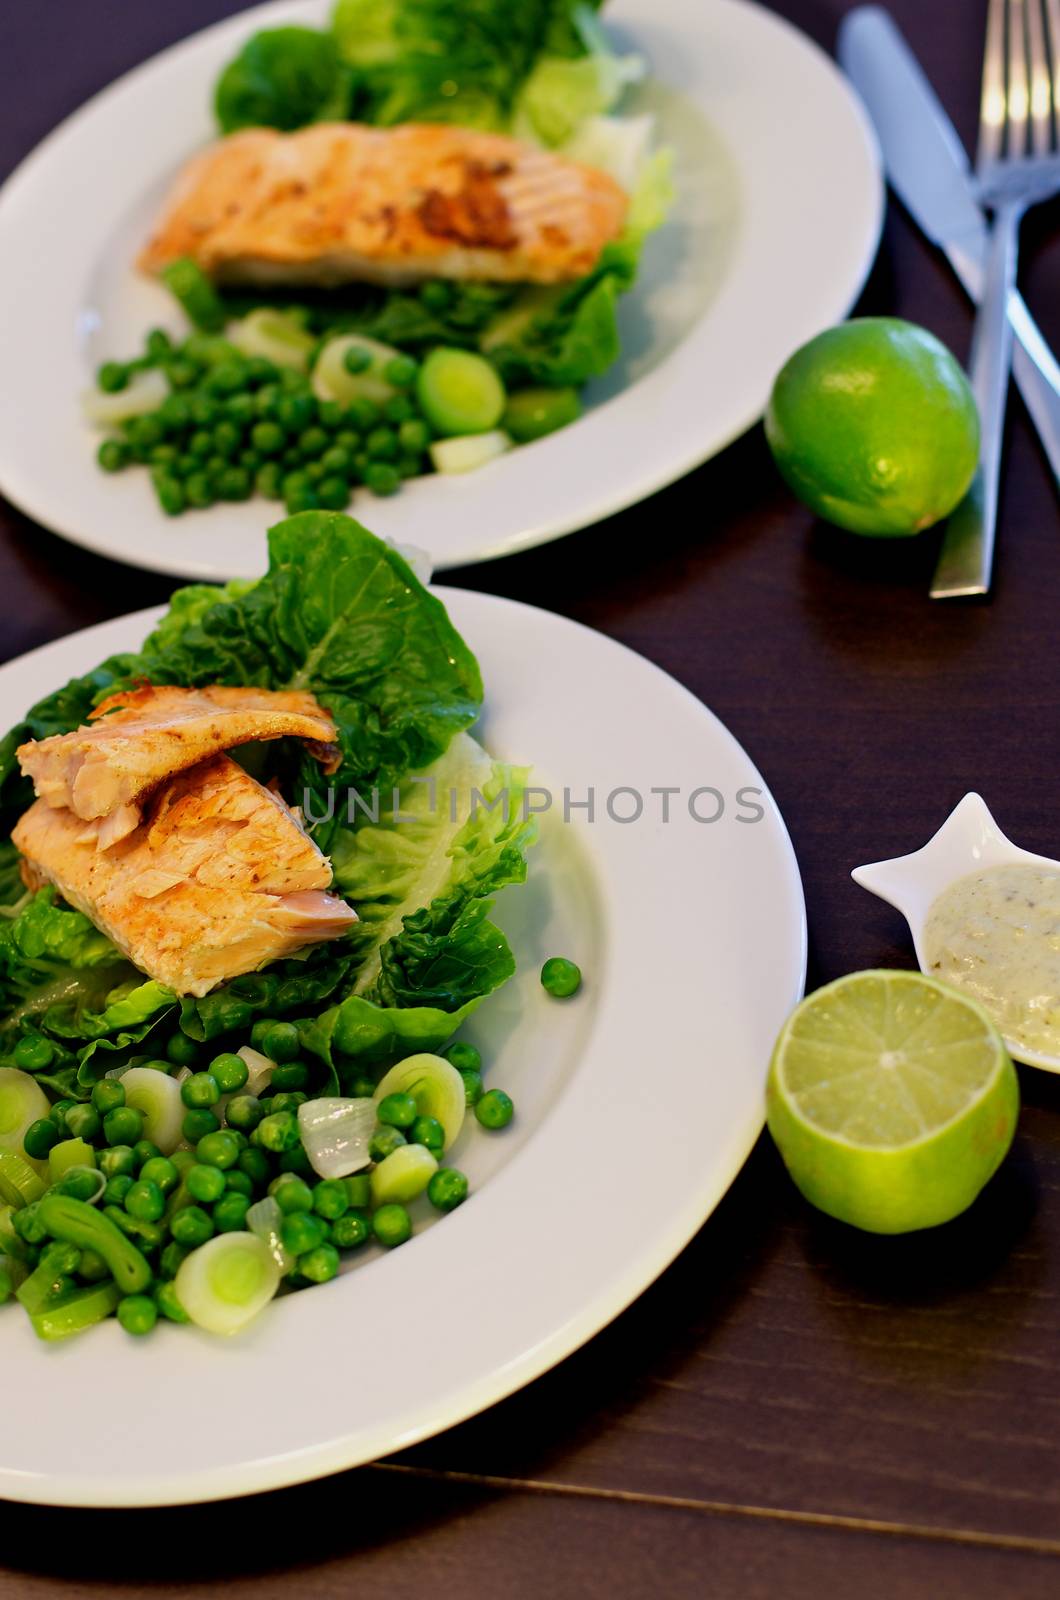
top-left (924, 863), bottom-right (1060, 1054)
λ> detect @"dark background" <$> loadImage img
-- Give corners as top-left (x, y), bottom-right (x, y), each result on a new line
top-left (1, 1), bottom-right (1059, 1594)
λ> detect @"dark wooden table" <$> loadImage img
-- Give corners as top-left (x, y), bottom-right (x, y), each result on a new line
top-left (2, 1), bottom-right (1059, 1593)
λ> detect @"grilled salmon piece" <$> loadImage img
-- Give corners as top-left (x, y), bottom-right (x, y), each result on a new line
top-left (18, 683), bottom-right (339, 849)
top-left (12, 754), bottom-right (356, 997)
top-left (139, 122), bottom-right (628, 288)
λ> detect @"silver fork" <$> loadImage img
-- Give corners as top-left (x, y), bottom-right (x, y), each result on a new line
top-left (931, 0), bottom-right (1060, 599)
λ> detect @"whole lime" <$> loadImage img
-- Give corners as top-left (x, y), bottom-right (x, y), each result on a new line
top-left (765, 318), bottom-right (979, 536)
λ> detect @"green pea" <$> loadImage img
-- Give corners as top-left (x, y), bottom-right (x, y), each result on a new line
top-left (272, 1174), bottom-right (313, 1215)
top-left (256, 1111), bottom-right (301, 1154)
top-left (101, 1105), bottom-right (142, 1147)
top-left (238, 1147), bottom-right (270, 1186)
top-left (97, 361), bottom-right (128, 393)
top-left (186, 1163), bottom-right (226, 1204)
top-left (541, 957), bottom-right (582, 998)
top-left (210, 1052), bottom-right (249, 1094)
top-left (166, 1031), bottom-right (199, 1067)
top-left (181, 1072), bottom-right (220, 1109)
top-left (145, 328), bottom-right (173, 361)
top-left (153, 475), bottom-right (186, 516)
top-left (205, 360), bottom-right (247, 396)
top-left (335, 428), bottom-right (360, 452)
top-left (117, 1294), bottom-right (157, 1336)
top-left (103, 1174), bottom-right (133, 1207)
top-left (427, 1168), bottom-right (468, 1213)
top-left (311, 1179), bottom-right (349, 1220)
top-left (149, 443), bottom-right (180, 468)
top-left (217, 465), bottom-right (252, 501)
top-left (285, 486), bottom-right (320, 514)
top-left (239, 448), bottom-right (262, 474)
top-left (225, 1094), bottom-right (263, 1134)
top-left (251, 420), bottom-right (285, 455)
top-left (213, 1192), bottom-right (251, 1233)
top-left (182, 1109), bottom-right (221, 1144)
top-left (343, 346), bottom-right (372, 374)
top-left (444, 1041), bottom-right (482, 1074)
top-left (65, 1104), bottom-right (100, 1142)
top-left (260, 1021), bottom-right (300, 1063)
top-left (133, 1140), bottom-right (162, 1170)
top-left (91, 1080), bottom-right (125, 1116)
top-left (365, 462), bottom-right (400, 496)
top-left (398, 418), bottom-right (431, 454)
top-left (377, 1092), bottom-right (417, 1130)
top-left (349, 398), bottom-right (380, 430)
top-left (158, 394), bottom-right (191, 432)
top-left (139, 1157), bottom-right (179, 1195)
top-left (331, 1211), bottom-right (370, 1249)
top-left (13, 1034), bottom-right (55, 1072)
top-left (256, 461), bottom-right (283, 499)
top-left (226, 392), bottom-right (256, 425)
top-left (475, 1089), bottom-right (514, 1130)
top-left (317, 476), bottom-right (350, 510)
top-left (166, 358), bottom-right (199, 389)
top-left (184, 471), bottom-right (215, 508)
top-left (170, 1206), bottom-right (214, 1247)
top-left (269, 1091), bottom-right (306, 1114)
top-left (317, 398), bottom-right (344, 429)
top-left (99, 1145), bottom-right (136, 1180)
top-left (372, 1204), bottom-right (412, 1248)
top-left (23, 1119), bottom-right (60, 1161)
top-left (304, 460), bottom-right (325, 485)
top-left (124, 1179), bottom-right (165, 1224)
top-left (280, 1211), bottom-right (326, 1256)
top-left (384, 355), bottom-right (418, 390)
top-left (277, 393), bottom-right (315, 433)
top-left (245, 355), bottom-right (278, 385)
top-left (278, 1144), bottom-right (312, 1176)
top-left (196, 1130), bottom-right (240, 1171)
top-left (298, 1243), bottom-right (340, 1284)
top-left (97, 439), bottom-right (129, 473)
top-left (411, 1115), bottom-right (445, 1155)
top-left (12, 1201), bottom-right (47, 1244)
top-left (369, 1126), bottom-right (406, 1162)
top-left (224, 1168), bottom-right (253, 1198)
top-left (365, 426), bottom-right (398, 461)
top-left (270, 1060), bottom-right (308, 1093)
top-left (155, 1280), bottom-right (190, 1323)
top-left (458, 1068), bottom-right (483, 1109)
top-left (299, 425), bottom-right (329, 458)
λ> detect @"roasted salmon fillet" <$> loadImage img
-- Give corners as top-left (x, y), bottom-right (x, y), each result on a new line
top-left (139, 122), bottom-right (628, 288)
top-left (18, 683), bottom-right (338, 849)
top-left (13, 754), bottom-right (356, 997)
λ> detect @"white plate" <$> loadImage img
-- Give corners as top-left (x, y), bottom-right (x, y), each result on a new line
top-left (0, 0), bottom-right (881, 578)
top-left (0, 588), bottom-right (804, 1506)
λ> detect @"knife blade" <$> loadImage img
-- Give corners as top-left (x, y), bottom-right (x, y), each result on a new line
top-left (838, 6), bottom-right (1060, 490)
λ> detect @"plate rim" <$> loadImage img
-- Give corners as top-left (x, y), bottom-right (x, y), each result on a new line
top-left (0, 586), bottom-right (806, 1507)
top-left (0, 0), bottom-right (883, 578)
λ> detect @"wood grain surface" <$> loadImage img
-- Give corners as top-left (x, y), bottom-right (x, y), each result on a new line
top-left (1, 0), bottom-right (1059, 1593)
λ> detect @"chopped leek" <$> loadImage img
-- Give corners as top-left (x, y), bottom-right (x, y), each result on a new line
top-left (430, 430), bottom-right (513, 475)
top-left (373, 1055), bottom-right (466, 1151)
top-left (312, 334), bottom-right (403, 405)
top-left (370, 1143), bottom-right (437, 1207)
top-left (175, 1233), bottom-right (280, 1336)
top-left (120, 1067), bottom-right (184, 1154)
top-left (0, 1068), bottom-right (51, 1156)
top-left (229, 308), bottom-right (315, 372)
top-left (297, 1097), bottom-right (375, 1179)
top-left (0, 1151), bottom-right (46, 1209)
top-left (82, 367), bottom-right (169, 427)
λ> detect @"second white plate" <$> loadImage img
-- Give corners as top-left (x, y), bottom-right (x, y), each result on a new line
top-left (0, 0), bottom-right (881, 578)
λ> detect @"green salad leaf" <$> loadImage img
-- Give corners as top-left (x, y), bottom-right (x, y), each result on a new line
top-left (330, 0), bottom-right (604, 129)
top-left (215, 26), bottom-right (354, 134)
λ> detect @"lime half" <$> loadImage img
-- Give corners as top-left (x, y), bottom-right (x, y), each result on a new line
top-left (767, 970), bottom-right (1019, 1234)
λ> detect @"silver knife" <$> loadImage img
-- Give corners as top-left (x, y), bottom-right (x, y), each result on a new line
top-left (838, 5), bottom-right (1060, 491)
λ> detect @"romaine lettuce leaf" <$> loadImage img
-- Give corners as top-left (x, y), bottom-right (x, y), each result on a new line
top-left (215, 26), bottom-right (354, 135)
top-left (331, 0), bottom-right (604, 129)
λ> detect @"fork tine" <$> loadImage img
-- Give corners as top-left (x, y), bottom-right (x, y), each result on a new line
top-left (1008, 0), bottom-right (1031, 158)
top-left (979, 0), bottom-right (1008, 166)
top-left (1044, 0), bottom-right (1060, 146)
top-left (1026, 0), bottom-right (1053, 152)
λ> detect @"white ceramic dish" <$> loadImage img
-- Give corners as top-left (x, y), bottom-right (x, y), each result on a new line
top-left (0, 0), bottom-right (882, 579)
top-left (0, 587), bottom-right (805, 1506)
top-left (852, 792), bottom-right (1060, 1073)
